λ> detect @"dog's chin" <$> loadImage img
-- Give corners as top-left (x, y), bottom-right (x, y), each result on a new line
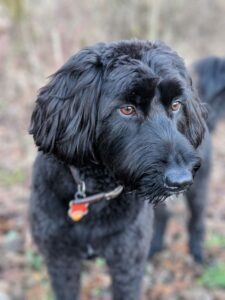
top-left (133, 184), bottom-right (188, 206)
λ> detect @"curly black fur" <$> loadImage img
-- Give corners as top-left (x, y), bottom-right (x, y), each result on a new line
top-left (29, 40), bottom-right (207, 300)
top-left (150, 56), bottom-right (225, 263)
top-left (193, 56), bottom-right (225, 131)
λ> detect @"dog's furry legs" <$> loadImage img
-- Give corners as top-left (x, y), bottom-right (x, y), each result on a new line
top-left (104, 204), bottom-right (153, 300)
top-left (106, 240), bottom-right (148, 300)
top-left (186, 151), bottom-right (211, 263)
top-left (149, 203), bottom-right (170, 257)
top-left (46, 254), bottom-right (81, 300)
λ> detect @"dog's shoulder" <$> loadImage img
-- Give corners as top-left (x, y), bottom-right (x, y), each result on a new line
top-left (32, 152), bottom-right (75, 201)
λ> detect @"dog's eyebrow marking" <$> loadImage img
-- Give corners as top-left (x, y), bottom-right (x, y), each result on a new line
top-left (159, 79), bottom-right (183, 105)
top-left (127, 77), bottom-right (159, 105)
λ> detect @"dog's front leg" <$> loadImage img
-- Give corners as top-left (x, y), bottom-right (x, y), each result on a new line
top-left (45, 253), bottom-right (81, 300)
top-left (186, 139), bottom-right (211, 263)
top-left (104, 203), bottom-right (153, 300)
top-left (149, 202), bottom-right (170, 258)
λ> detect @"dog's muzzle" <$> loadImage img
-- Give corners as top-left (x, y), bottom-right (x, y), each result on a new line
top-left (164, 167), bottom-right (193, 193)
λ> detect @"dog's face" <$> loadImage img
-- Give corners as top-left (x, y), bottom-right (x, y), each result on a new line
top-left (30, 40), bottom-right (206, 203)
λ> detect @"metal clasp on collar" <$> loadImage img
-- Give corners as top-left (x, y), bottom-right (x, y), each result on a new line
top-left (75, 180), bottom-right (86, 199)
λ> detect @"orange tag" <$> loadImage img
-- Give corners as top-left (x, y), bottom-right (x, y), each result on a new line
top-left (68, 202), bottom-right (89, 222)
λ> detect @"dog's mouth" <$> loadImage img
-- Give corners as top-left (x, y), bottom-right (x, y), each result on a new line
top-left (165, 188), bottom-right (187, 197)
top-left (163, 184), bottom-right (188, 194)
top-left (134, 182), bottom-right (188, 206)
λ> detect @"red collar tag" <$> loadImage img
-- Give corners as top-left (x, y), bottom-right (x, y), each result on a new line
top-left (68, 201), bottom-right (89, 222)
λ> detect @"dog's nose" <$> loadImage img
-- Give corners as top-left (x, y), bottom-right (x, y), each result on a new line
top-left (164, 168), bottom-right (193, 191)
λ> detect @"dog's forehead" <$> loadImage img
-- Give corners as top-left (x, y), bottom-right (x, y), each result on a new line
top-left (159, 79), bottom-right (185, 102)
top-left (104, 61), bottom-right (187, 103)
top-left (101, 41), bottom-right (190, 102)
top-left (104, 64), bottom-right (159, 102)
top-left (102, 40), bottom-right (185, 73)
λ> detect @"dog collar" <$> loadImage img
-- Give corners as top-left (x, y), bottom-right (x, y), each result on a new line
top-left (68, 166), bottom-right (123, 222)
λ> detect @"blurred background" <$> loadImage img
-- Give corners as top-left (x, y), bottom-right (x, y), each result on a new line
top-left (0, 0), bottom-right (225, 299)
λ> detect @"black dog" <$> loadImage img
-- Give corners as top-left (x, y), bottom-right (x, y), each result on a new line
top-left (29, 40), bottom-right (206, 300)
top-left (150, 56), bottom-right (225, 263)
top-left (193, 56), bottom-right (225, 131)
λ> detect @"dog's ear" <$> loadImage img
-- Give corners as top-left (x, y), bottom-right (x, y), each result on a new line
top-left (181, 86), bottom-right (207, 148)
top-left (29, 44), bottom-right (104, 165)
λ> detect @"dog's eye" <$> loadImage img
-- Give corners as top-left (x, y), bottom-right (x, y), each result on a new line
top-left (119, 105), bottom-right (136, 116)
top-left (171, 101), bottom-right (181, 112)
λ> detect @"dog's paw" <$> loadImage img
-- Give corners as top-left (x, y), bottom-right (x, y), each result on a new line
top-left (191, 250), bottom-right (205, 264)
top-left (189, 242), bottom-right (205, 264)
top-left (148, 243), bottom-right (164, 259)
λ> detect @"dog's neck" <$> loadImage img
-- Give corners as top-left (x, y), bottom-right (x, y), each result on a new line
top-left (74, 163), bottom-right (121, 196)
top-left (67, 163), bottom-right (132, 222)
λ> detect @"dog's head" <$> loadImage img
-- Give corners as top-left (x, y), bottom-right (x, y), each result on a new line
top-left (30, 40), bottom-right (206, 202)
top-left (191, 56), bottom-right (225, 132)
